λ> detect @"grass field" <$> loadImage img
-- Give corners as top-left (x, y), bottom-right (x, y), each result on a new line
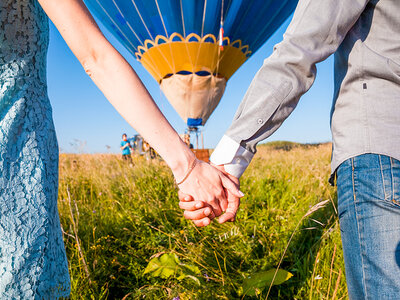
top-left (58, 142), bottom-right (348, 299)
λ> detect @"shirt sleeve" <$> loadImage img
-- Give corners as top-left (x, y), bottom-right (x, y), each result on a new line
top-left (210, 0), bottom-right (369, 178)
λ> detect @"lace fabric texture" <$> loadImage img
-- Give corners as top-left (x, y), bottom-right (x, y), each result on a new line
top-left (0, 0), bottom-right (70, 298)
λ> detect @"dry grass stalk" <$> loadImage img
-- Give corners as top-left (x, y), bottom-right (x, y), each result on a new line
top-left (326, 244), bottom-right (337, 299)
top-left (331, 268), bottom-right (342, 300)
top-left (309, 251), bottom-right (321, 300)
top-left (67, 187), bottom-right (92, 285)
top-left (214, 250), bottom-right (225, 286)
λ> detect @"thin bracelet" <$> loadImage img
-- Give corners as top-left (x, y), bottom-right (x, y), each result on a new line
top-left (175, 158), bottom-right (198, 185)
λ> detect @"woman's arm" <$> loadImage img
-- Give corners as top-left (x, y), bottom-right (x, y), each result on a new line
top-left (38, 0), bottom-right (191, 177)
top-left (38, 0), bottom-right (243, 222)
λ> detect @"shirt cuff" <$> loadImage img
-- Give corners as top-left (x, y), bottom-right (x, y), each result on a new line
top-left (210, 135), bottom-right (254, 178)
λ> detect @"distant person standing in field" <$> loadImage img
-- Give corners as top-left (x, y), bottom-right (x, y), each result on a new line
top-left (120, 133), bottom-right (133, 163)
top-left (143, 140), bottom-right (157, 160)
top-left (180, 1), bottom-right (400, 299)
top-left (184, 134), bottom-right (194, 150)
top-left (181, 133), bottom-right (194, 149)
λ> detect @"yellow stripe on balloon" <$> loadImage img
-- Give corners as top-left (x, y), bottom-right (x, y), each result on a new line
top-left (135, 33), bottom-right (251, 82)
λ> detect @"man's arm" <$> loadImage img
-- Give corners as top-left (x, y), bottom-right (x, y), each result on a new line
top-left (210, 0), bottom-right (370, 178)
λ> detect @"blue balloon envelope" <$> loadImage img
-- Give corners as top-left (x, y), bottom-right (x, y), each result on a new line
top-left (85, 0), bottom-right (298, 127)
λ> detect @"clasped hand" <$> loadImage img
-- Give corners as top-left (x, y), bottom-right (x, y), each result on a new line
top-left (177, 160), bottom-right (243, 227)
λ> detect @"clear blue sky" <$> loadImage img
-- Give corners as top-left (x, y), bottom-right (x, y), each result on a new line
top-left (47, 15), bottom-right (334, 154)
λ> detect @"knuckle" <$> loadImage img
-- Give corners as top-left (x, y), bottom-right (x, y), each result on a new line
top-left (203, 207), bottom-right (211, 216)
top-left (194, 220), bottom-right (203, 227)
top-left (183, 211), bottom-right (191, 219)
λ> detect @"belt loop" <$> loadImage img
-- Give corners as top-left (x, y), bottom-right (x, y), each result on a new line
top-left (329, 170), bottom-right (337, 186)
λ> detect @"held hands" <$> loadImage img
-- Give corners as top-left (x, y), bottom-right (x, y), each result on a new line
top-left (177, 161), bottom-right (242, 227)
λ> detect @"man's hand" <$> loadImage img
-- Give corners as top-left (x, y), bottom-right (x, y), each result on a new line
top-left (212, 163), bottom-right (241, 223)
top-left (178, 163), bottom-right (242, 226)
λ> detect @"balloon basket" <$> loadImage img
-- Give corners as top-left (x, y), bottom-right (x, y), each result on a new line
top-left (191, 149), bottom-right (210, 163)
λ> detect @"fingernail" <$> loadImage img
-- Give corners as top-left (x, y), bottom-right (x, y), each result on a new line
top-left (203, 218), bottom-right (211, 226)
top-left (195, 202), bottom-right (203, 209)
top-left (204, 207), bottom-right (211, 216)
top-left (238, 190), bottom-right (245, 197)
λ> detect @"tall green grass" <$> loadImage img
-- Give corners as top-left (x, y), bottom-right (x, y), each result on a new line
top-left (58, 142), bottom-right (347, 299)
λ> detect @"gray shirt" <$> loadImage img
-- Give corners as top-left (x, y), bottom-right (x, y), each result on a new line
top-left (210, 0), bottom-right (400, 179)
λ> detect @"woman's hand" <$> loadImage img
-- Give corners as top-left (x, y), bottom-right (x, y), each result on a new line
top-left (176, 161), bottom-right (243, 225)
top-left (177, 159), bottom-right (242, 217)
top-left (178, 195), bottom-right (215, 227)
top-left (178, 164), bottom-right (242, 226)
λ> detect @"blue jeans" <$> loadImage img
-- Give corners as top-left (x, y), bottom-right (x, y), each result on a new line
top-left (337, 154), bottom-right (400, 299)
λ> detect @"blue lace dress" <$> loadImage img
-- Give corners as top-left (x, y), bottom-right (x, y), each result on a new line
top-left (0, 0), bottom-right (70, 298)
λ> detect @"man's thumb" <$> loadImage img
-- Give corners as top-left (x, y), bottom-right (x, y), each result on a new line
top-left (218, 212), bottom-right (235, 224)
top-left (220, 175), bottom-right (244, 198)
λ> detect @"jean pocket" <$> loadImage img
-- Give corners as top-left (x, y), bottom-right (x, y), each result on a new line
top-left (379, 156), bottom-right (400, 206)
top-left (390, 157), bottom-right (400, 205)
top-left (336, 159), bottom-right (354, 221)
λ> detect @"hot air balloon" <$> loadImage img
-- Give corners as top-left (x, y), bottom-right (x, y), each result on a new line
top-left (84, 0), bottom-right (297, 154)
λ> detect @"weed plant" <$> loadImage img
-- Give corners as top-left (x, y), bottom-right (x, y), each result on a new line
top-left (58, 142), bottom-right (347, 299)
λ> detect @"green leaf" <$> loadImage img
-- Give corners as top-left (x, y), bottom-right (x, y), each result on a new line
top-left (143, 253), bottom-right (200, 282)
top-left (143, 253), bottom-right (179, 279)
top-left (241, 269), bottom-right (293, 296)
top-left (181, 263), bottom-right (200, 275)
